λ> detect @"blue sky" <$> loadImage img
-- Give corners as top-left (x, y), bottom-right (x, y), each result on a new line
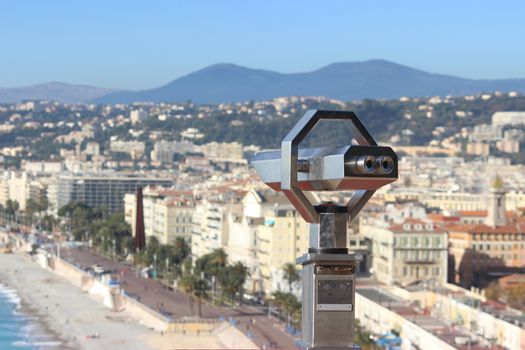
top-left (1, 1), bottom-right (524, 89)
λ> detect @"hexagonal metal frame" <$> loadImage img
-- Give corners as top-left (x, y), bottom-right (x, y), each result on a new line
top-left (281, 109), bottom-right (378, 223)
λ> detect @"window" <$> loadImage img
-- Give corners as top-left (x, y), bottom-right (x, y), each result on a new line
top-left (422, 250), bottom-right (429, 260)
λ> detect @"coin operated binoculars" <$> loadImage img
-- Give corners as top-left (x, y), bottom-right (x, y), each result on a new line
top-left (251, 110), bottom-right (398, 349)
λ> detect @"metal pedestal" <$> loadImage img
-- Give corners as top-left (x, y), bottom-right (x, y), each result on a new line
top-left (295, 253), bottom-right (362, 350)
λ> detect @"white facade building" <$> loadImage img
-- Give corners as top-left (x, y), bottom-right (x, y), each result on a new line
top-left (130, 110), bottom-right (148, 124)
top-left (124, 188), bottom-right (194, 244)
top-left (361, 204), bottom-right (448, 286)
top-left (492, 111), bottom-right (525, 126)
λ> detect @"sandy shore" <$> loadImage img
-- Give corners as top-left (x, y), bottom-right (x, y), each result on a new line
top-left (0, 252), bottom-right (250, 350)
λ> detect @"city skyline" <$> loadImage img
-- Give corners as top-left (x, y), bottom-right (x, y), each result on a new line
top-left (1, 0), bottom-right (525, 89)
top-left (0, 2), bottom-right (524, 348)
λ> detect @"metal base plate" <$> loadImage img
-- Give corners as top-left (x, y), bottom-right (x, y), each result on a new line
top-left (295, 339), bottom-right (361, 350)
top-left (296, 253), bottom-right (363, 266)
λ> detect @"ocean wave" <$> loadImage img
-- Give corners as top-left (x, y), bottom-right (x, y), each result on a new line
top-left (12, 340), bottom-right (63, 348)
top-left (0, 284), bottom-right (63, 349)
top-left (0, 283), bottom-right (22, 308)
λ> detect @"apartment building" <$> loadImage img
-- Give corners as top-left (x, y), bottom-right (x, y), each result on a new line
top-left (124, 187), bottom-right (195, 244)
top-left (448, 179), bottom-right (525, 289)
top-left (191, 201), bottom-right (232, 259)
top-left (150, 140), bottom-right (197, 164)
top-left (256, 206), bottom-right (309, 295)
top-left (222, 189), bottom-right (312, 296)
top-left (53, 173), bottom-right (172, 214)
top-left (361, 203), bottom-right (448, 286)
top-left (201, 141), bottom-right (244, 163)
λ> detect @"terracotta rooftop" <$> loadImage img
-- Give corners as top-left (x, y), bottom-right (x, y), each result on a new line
top-left (427, 213), bottom-right (461, 223)
top-left (446, 222), bottom-right (525, 234)
top-left (389, 218), bottom-right (446, 234)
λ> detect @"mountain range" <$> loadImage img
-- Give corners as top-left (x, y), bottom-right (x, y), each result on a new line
top-left (3, 60), bottom-right (525, 104)
top-left (0, 82), bottom-right (118, 104)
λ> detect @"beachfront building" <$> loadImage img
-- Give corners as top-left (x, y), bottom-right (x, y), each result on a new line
top-left (255, 201), bottom-right (309, 295)
top-left (124, 187), bottom-right (195, 245)
top-left (223, 189), bottom-right (311, 296)
top-left (190, 201), bottom-right (232, 259)
top-left (52, 173), bottom-right (172, 214)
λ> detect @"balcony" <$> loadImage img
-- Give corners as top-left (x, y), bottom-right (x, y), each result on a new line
top-left (403, 259), bottom-right (436, 265)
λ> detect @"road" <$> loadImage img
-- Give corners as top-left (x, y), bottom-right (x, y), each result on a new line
top-left (61, 246), bottom-right (295, 349)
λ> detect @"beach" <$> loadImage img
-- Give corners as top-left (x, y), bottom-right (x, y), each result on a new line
top-left (0, 253), bottom-right (238, 350)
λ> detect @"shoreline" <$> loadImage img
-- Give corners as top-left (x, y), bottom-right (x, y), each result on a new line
top-left (0, 281), bottom-right (64, 350)
top-left (17, 288), bottom-right (72, 349)
top-left (0, 252), bottom-right (254, 350)
top-left (0, 253), bottom-right (154, 350)
top-left (16, 290), bottom-right (65, 350)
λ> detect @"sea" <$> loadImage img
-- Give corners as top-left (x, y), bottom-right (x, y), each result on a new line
top-left (0, 283), bottom-right (62, 350)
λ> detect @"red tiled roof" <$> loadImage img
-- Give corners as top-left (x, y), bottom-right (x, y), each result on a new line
top-left (458, 210), bottom-right (517, 218)
top-left (427, 213), bottom-right (461, 223)
top-left (458, 210), bottom-right (487, 217)
top-left (389, 218), bottom-right (446, 233)
top-left (446, 222), bottom-right (525, 234)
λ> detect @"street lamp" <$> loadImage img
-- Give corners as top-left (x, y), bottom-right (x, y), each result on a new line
top-left (153, 253), bottom-right (157, 278)
top-left (165, 257), bottom-right (169, 281)
top-left (251, 110), bottom-right (398, 349)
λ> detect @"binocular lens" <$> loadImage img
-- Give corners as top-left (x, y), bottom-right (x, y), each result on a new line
top-left (376, 156), bottom-right (394, 174)
top-left (345, 155), bottom-right (394, 175)
top-left (355, 155), bottom-right (377, 174)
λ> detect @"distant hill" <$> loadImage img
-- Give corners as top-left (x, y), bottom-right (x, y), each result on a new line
top-left (0, 82), bottom-right (119, 103)
top-left (93, 60), bottom-right (525, 104)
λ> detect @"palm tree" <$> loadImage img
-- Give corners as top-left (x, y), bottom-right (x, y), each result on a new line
top-left (282, 263), bottom-right (300, 293)
top-left (282, 293), bottom-right (301, 327)
top-left (231, 261), bottom-right (250, 304)
top-left (193, 278), bottom-right (209, 317)
top-left (219, 262), bottom-right (250, 305)
top-left (206, 249), bottom-right (227, 301)
top-left (271, 291), bottom-right (287, 322)
top-left (171, 237), bottom-right (190, 264)
top-left (210, 249), bottom-right (227, 276)
top-left (271, 291), bottom-right (300, 326)
top-left (178, 275), bottom-right (195, 316)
